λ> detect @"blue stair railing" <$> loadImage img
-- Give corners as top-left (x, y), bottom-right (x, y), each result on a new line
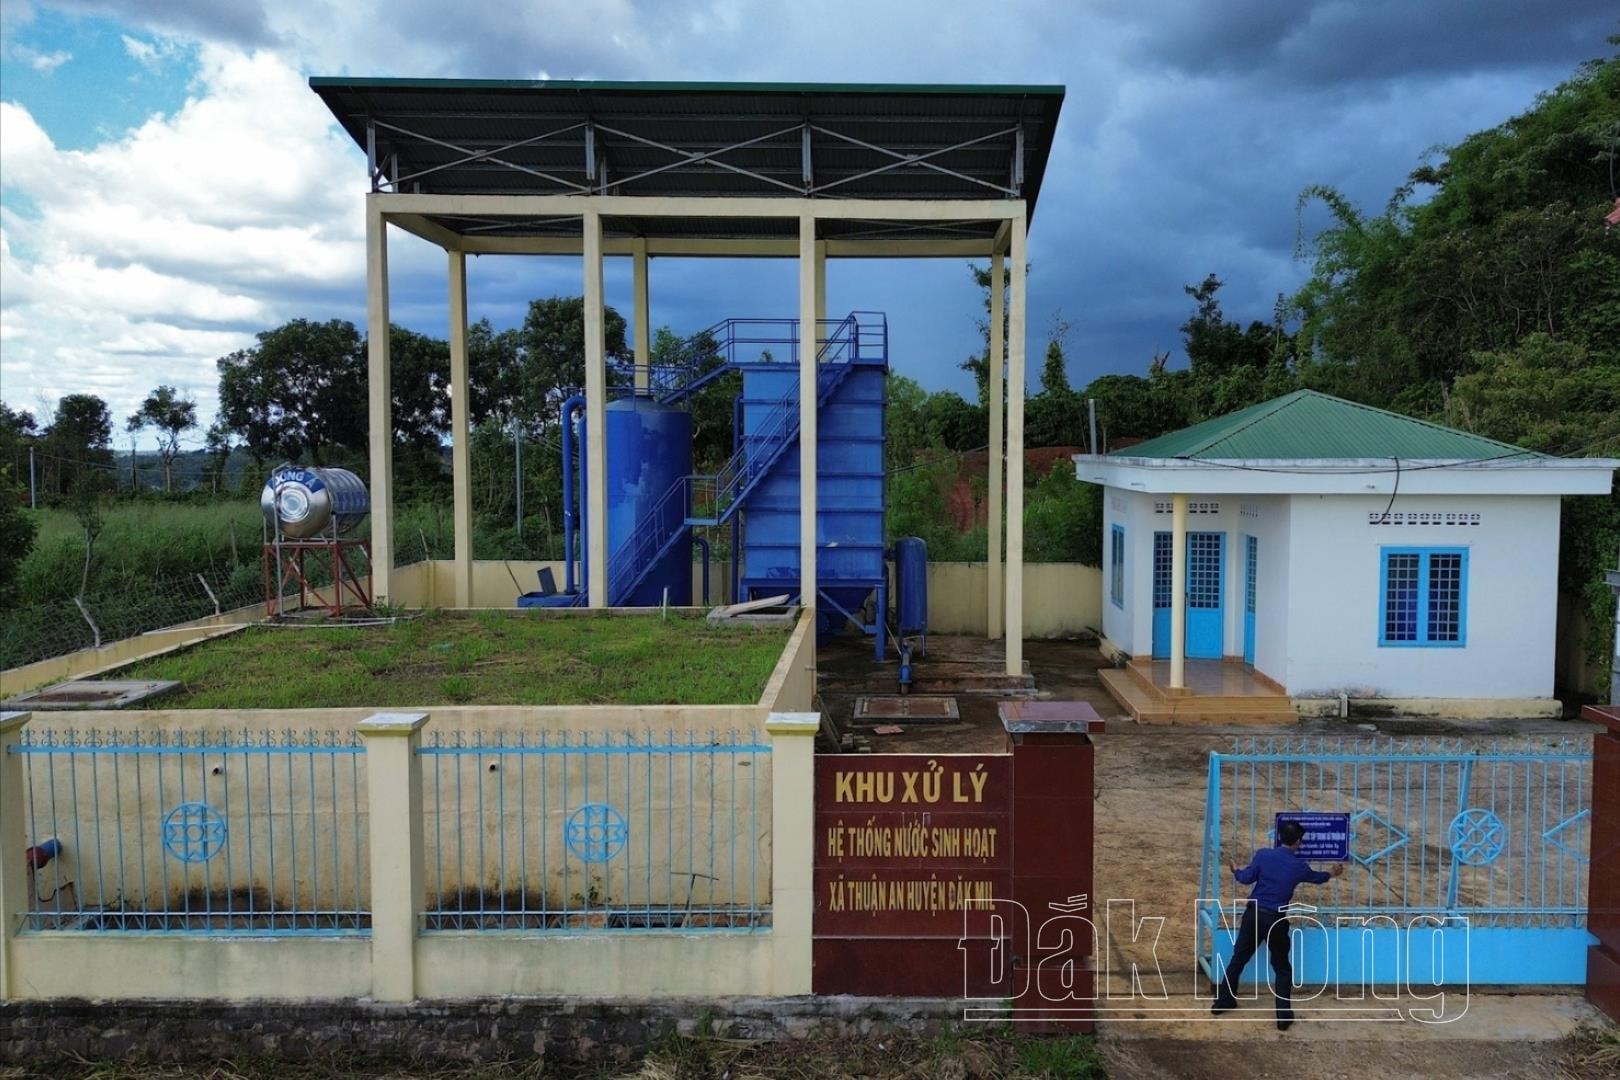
top-left (596, 312), bottom-right (885, 606)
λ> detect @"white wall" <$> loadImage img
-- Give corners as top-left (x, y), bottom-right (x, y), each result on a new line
top-left (1239, 497), bottom-right (1291, 686)
top-left (1101, 487), bottom-right (1155, 655)
top-left (1283, 494), bottom-right (1562, 699)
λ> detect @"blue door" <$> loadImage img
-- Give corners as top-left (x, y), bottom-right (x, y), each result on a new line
top-left (1187, 531), bottom-right (1225, 659)
top-left (1243, 535), bottom-right (1257, 666)
top-left (1151, 531), bottom-right (1171, 658)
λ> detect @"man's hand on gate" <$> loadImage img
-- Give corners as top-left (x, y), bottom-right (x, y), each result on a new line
top-left (1329, 863), bottom-right (1346, 878)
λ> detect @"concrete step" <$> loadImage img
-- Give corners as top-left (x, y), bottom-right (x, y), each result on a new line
top-left (1099, 668), bottom-right (1295, 727)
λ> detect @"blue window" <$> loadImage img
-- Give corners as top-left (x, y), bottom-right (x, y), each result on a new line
top-left (1379, 547), bottom-right (1468, 647)
top-left (1110, 525), bottom-right (1125, 608)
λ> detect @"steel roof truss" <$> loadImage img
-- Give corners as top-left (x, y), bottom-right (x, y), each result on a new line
top-left (807, 124), bottom-right (1019, 196)
top-left (374, 119), bottom-right (591, 193)
top-left (590, 121), bottom-right (807, 194)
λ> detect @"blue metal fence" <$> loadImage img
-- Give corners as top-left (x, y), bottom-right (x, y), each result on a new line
top-left (12, 728), bottom-right (368, 933)
top-left (418, 728), bottom-right (770, 931)
top-left (1197, 736), bottom-right (1592, 985)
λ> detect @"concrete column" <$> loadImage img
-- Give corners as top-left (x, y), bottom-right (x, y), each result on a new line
top-left (987, 251), bottom-right (1005, 640)
top-left (814, 240), bottom-right (827, 323)
top-left (1170, 493), bottom-right (1189, 690)
top-left (583, 210), bottom-right (609, 607)
top-left (365, 197), bottom-right (394, 601)
top-left (766, 711), bottom-right (820, 993)
top-left (358, 711), bottom-right (429, 1002)
top-left (448, 250), bottom-right (473, 609)
top-left (0, 712), bottom-right (29, 1001)
top-left (799, 213), bottom-right (819, 668)
top-left (1005, 212), bottom-right (1027, 677)
top-left (632, 238), bottom-right (650, 393)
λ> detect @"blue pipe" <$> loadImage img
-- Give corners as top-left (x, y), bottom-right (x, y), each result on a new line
top-left (730, 392), bottom-right (743, 603)
top-left (693, 536), bottom-right (711, 606)
top-left (560, 395), bottom-right (586, 596)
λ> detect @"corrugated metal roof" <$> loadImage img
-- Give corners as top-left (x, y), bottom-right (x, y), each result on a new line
top-left (1112, 390), bottom-right (1538, 461)
top-left (309, 78), bottom-right (1063, 242)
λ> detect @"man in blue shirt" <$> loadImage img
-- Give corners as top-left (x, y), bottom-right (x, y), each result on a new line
top-left (1211, 819), bottom-right (1345, 1029)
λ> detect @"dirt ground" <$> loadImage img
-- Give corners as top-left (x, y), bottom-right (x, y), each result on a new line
top-left (816, 631), bottom-right (1615, 1079)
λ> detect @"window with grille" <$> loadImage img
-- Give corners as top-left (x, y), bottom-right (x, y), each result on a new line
top-left (1110, 525), bottom-right (1126, 609)
top-left (1380, 548), bottom-right (1467, 647)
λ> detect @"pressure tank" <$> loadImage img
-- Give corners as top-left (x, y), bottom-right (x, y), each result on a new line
top-left (261, 464), bottom-right (370, 539)
top-left (583, 398), bottom-right (694, 606)
top-left (895, 536), bottom-right (928, 639)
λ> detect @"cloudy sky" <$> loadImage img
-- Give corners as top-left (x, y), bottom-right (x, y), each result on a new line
top-left (1, 1), bottom-right (1614, 446)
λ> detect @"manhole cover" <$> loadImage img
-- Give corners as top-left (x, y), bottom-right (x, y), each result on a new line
top-left (3, 679), bottom-right (182, 711)
top-left (852, 696), bottom-right (959, 724)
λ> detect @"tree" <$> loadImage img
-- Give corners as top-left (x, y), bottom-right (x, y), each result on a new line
top-left (517, 296), bottom-right (629, 423)
top-left (126, 384), bottom-right (199, 492)
top-left (0, 463), bottom-right (37, 601)
top-left (1039, 313), bottom-right (1073, 396)
top-left (216, 319), bottom-right (366, 464)
top-left (651, 326), bottom-right (738, 469)
top-left (0, 402), bottom-right (38, 489)
top-left (203, 423), bottom-right (235, 494)
top-left (960, 261), bottom-right (1014, 406)
top-left (467, 318), bottom-right (524, 427)
top-left (43, 394), bottom-right (113, 498)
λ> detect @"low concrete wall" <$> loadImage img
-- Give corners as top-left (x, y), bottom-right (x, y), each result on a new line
top-left (416, 932), bottom-right (774, 998)
top-left (7, 935), bottom-right (372, 1002)
top-left (927, 562), bottom-right (1101, 638)
top-left (414, 560), bottom-right (732, 610)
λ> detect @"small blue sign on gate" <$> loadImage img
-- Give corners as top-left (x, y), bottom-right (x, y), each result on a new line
top-left (1274, 812), bottom-right (1349, 861)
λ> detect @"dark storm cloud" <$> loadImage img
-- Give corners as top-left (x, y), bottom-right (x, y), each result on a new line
top-left (1108, 0), bottom-right (1616, 86)
top-left (50, 0), bottom-right (275, 45)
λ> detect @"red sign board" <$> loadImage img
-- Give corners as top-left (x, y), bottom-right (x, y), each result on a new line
top-left (813, 754), bottom-right (1012, 991)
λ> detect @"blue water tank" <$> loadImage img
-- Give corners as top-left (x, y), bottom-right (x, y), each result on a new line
top-left (894, 536), bottom-right (927, 637)
top-left (592, 397), bottom-right (693, 607)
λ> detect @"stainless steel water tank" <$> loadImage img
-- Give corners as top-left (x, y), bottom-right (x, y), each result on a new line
top-left (261, 464), bottom-right (370, 539)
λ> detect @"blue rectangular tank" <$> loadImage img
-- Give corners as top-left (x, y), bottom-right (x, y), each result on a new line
top-left (738, 356), bottom-right (886, 629)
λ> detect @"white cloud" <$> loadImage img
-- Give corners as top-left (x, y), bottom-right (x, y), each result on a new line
top-left (0, 45), bottom-right (367, 435)
top-left (10, 43), bottom-right (71, 73)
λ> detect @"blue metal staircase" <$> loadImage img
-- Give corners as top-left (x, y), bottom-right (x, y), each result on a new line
top-left (595, 313), bottom-right (884, 607)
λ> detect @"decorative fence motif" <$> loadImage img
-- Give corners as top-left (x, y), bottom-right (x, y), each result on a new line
top-left (1198, 736), bottom-right (1593, 984)
top-left (14, 728), bottom-right (368, 933)
top-left (417, 729), bottom-right (771, 931)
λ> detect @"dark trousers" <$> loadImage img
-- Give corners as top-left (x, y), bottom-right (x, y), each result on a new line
top-left (1213, 903), bottom-right (1293, 1018)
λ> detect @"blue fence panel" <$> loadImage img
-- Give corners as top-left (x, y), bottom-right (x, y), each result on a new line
top-left (12, 728), bottom-right (369, 934)
top-left (1197, 736), bottom-right (1593, 985)
top-left (418, 728), bottom-right (770, 932)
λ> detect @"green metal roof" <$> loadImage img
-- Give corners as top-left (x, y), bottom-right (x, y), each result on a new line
top-left (309, 78), bottom-right (1064, 243)
top-left (1112, 390), bottom-right (1537, 462)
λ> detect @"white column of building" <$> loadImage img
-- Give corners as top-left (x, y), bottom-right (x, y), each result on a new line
top-left (448, 250), bottom-right (473, 608)
top-left (815, 240), bottom-right (827, 323)
top-left (987, 250), bottom-right (1004, 640)
top-left (632, 238), bottom-right (650, 393)
top-left (1169, 493), bottom-right (1188, 689)
top-left (365, 197), bottom-right (394, 602)
top-left (1004, 212), bottom-right (1027, 676)
top-left (799, 213), bottom-right (819, 671)
top-left (583, 210), bottom-right (609, 607)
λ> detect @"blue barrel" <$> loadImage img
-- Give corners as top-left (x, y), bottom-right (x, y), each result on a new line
top-left (895, 536), bottom-right (927, 637)
top-left (583, 398), bottom-right (693, 607)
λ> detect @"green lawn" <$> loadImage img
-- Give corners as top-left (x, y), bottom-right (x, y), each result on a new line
top-left (117, 611), bottom-right (788, 708)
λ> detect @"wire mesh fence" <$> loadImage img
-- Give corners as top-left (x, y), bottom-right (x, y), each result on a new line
top-left (13, 727), bottom-right (370, 933)
top-left (0, 560), bottom-right (327, 671)
top-left (418, 728), bottom-right (772, 931)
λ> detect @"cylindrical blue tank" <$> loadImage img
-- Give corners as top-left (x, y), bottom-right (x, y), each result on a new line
top-left (583, 398), bottom-right (693, 607)
top-left (894, 536), bottom-right (928, 638)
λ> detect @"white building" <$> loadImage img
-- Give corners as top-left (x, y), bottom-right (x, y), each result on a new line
top-left (1075, 391), bottom-right (1619, 719)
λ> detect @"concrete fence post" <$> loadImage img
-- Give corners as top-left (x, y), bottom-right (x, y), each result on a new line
top-left (358, 711), bottom-right (429, 1002)
top-left (0, 711), bottom-right (31, 1001)
top-left (766, 711), bottom-right (820, 994)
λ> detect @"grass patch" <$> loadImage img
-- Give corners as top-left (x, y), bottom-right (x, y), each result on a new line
top-left (3, 1030), bottom-right (1106, 1079)
top-left (116, 612), bottom-right (788, 708)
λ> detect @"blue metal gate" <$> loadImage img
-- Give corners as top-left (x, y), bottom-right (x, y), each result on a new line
top-left (1198, 737), bottom-right (1593, 986)
top-left (1151, 532), bottom-right (1171, 659)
